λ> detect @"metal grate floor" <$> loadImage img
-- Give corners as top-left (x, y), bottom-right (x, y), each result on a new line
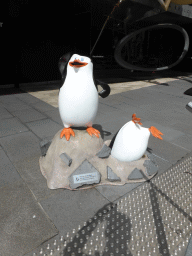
top-left (33, 153), bottom-right (192, 256)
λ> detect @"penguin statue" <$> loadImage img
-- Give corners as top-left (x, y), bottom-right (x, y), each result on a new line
top-left (58, 52), bottom-right (111, 141)
top-left (110, 113), bottom-right (163, 162)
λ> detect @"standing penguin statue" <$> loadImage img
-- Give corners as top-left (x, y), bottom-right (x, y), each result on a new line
top-left (110, 113), bottom-right (163, 162)
top-left (58, 52), bottom-right (110, 141)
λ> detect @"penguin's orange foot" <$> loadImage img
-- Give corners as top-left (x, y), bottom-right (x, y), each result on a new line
top-left (149, 126), bottom-right (164, 140)
top-left (60, 127), bottom-right (75, 141)
top-left (86, 127), bottom-right (100, 138)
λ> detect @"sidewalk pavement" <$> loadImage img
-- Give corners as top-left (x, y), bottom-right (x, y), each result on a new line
top-left (0, 71), bottom-right (192, 256)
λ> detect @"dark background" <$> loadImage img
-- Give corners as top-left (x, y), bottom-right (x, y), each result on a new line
top-left (0, 0), bottom-right (192, 85)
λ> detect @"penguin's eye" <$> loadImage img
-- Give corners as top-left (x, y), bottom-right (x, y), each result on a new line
top-left (81, 57), bottom-right (84, 61)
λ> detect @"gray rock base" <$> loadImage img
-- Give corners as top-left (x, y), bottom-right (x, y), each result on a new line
top-left (68, 160), bottom-right (101, 189)
top-left (39, 130), bottom-right (158, 190)
top-left (107, 166), bottom-right (121, 182)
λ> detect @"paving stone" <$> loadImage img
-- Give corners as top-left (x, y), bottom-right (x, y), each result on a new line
top-left (95, 182), bottom-right (143, 202)
top-left (148, 135), bottom-right (189, 164)
top-left (112, 100), bottom-right (139, 111)
top-left (139, 100), bottom-right (185, 114)
top-left (93, 111), bottom-right (110, 126)
top-left (142, 120), bottom-right (185, 142)
top-left (0, 131), bottom-right (41, 163)
top-left (98, 109), bottom-right (132, 124)
top-left (68, 160), bottom-right (101, 189)
top-left (170, 134), bottom-right (192, 152)
top-left (169, 122), bottom-right (192, 136)
top-left (140, 85), bottom-right (190, 99)
top-left (142, 101), bottom-right (192, 124)
top-left (40, 188), bottom-right (110, 235)
top-left (101, 116), bottom-right (132, 135)
top-left (26, 119), bottom-right (62, 139)
top-left (30, 101), bottom-right (55, 112)
top-left (123, 96), bottom-right (161, 107)
top-left (0, 106), bottom-right (13, 120)
top-left (137, 110), bottom-right (178, 126)
top-left (44, 109), bottom-right (63, 125)
top-left (0, 94), bottom-right (22, 104)
top-left (185, 234), bottom-right (192, 256)
top-left (0, 118), bottom-right (28, 138)
top-left (123, 92), bottom-right (156, 102)
top-left (99, 94), bottom-right (126, 106)
top-left (14, 155), bottom-right (61, 202)
top-left (146, 151), bottom-right (172, 177)
top-left (97, 103), bottom-right (119, 114)
top-left (0, 103), bottom-right (10, 112)
top-left (0, 179), bottom-right (58, 256)
top-left (59, 153), bottom-right (72, 166)
top-left (2, 101), bottom-right (32, 112)
top-left (111, 104), bottom-right (153, 121)
top-left (119, 89), bottom-right (150, 98)
top-left (107, 166), bottom-right (121, 182)
top-left (96, 144), bottom-right (111, 158)
top-left (0, 150), bottom-right (21, 188)
top-left (15, 93), bottom-right (42, 104)
top-left (12, 108), bottom-right (47, 123)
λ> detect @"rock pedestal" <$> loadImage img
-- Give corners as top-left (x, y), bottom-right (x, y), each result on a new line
top-left (39, 129), bottom-right (158, 190)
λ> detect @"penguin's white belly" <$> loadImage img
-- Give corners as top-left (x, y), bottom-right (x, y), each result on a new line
top-left (111, 122), bottom-right (150, 162)
top-left (59, 81), bottom-right (98, 127)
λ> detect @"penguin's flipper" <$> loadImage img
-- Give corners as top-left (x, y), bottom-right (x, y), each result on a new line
top-left (86, 127), bottom-right (100, 138)
top-left (58, 52), bottom-right (73, 88)
top-left (108, 129), bottom-right (120, 149)
top-left (95, 79), bottom-right (111, 98)
top-left (60, 127), bottom-right (75, 141)
top-left (58, 52), bottom-right (72, 76)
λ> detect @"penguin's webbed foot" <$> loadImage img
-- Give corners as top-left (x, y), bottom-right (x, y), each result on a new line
top-left (86, 127), bottom-right (100, 138)
top-left (149, 126), bottom-right (163, 140)
top-left (60, 127), bottom-right (75, 141)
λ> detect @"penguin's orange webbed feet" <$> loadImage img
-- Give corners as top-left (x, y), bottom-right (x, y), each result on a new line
top-left (149, 126), bottom-right (164, 140)
top-left (132, 113), bottom-right (142, 125)
top-left (60, 127), bottom-right (75, 141)
top-left (86, 127), bottom-right (100, 138)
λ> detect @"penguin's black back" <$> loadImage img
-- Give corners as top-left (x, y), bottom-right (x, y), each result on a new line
top-left (58, 52), bottom-right (72, 89)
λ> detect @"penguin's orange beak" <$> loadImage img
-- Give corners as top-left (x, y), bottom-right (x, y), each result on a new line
top-left (69, 59), bottom-right (88, 68)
